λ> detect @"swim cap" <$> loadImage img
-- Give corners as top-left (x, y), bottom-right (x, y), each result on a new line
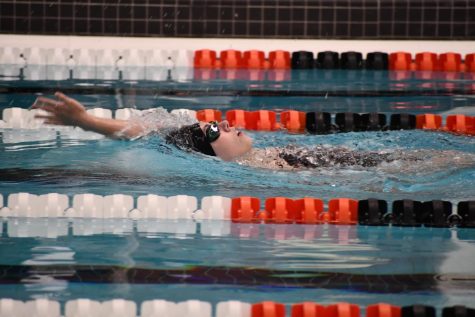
top-left (165, 123), bottom-right (216, 156)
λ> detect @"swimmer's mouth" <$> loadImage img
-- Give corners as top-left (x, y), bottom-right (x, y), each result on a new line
top-left (237, 131), bottom-right (242, 136)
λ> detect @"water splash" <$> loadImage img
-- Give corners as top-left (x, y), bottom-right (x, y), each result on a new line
top-left (124, 107), bottom-right (197, 139)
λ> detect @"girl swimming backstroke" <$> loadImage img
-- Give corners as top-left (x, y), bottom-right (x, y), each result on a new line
top-left (32, 92), bottom-right (475, 172)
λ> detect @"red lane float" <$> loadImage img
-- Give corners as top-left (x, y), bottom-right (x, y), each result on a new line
top-left (416, 114), bottom-right (442, 130)
top-left (196, 109), bottom-right (222, 122)
top-left (415, 52), bottom-right (438, 71)
top-left (280, 110), bottom-right (306, 133)
top-left (220, 49), bottom-right (243, 69)
top-left (325, 303), bottom-right (360, 317)
top-left (268, 50), bottom-right (291, 69)
top-left (194, 49), bottom-right (291, 70)
top-left (294, 198), bottom-right (324, 224)
top-left (465, 53), bottom-right (475, 72)
top-left (328, 199), bottom-right (358, 225)
top-left (231, 196), bottom-right (260, 223)
top-left (389, 52), bottom-right (412, 71)
top-left (265, 197), bottom-right (297, 223)
top-left (245, 110), bottom-right (280, 131)
top-left (438, 53), bottom-right (462, 72)
top-left (194, 49), bottom-right (217, 68)
top-left (243, 50), bottom-right (266, 69)
top-left (292, 302), bottom-right (326, 317)
top-left (366, 304), bottom-right (401, 317)
top-left (444, 114), bottom-right (475, 135)
top-left (226, 110), bottom-right (279, 130)
top-left (252, 301), bottom-right (286, 317)
top-left (226, 109), bottom-right (248, 128)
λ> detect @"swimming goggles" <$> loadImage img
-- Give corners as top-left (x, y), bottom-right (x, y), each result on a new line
top-left (205, 121), bottom-right (221, 143)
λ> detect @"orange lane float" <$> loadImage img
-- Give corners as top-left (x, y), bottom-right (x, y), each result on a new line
top-left (416, 114), bottom-right (442, 130)
top-left (243, 50), bottom-right (267, 69)
top-left (231, 196), bottom-right (260, 223)
top-left (226, 109), bottom-right (248, 128)
top-left (280, 110), bottom-right (306, 133)
top-left (325, 303), bottom-right (360, 317)
top-left (193, 49), bottom-right (217, 68)
top-left (292, 302), bottom-right (326, 317)
top-left (230, 196), bottom-right (362, 224)
top-left (444, 114), bottom-right (475, 135)
top-left (196, 109), bottom-right (222, 122)
top-left (438, 52), bottom-right (463, 72)
top-left (465, 53), bottom-right (475, 73)
top-left (194, 49), bottom-right (291, 70)
top-left (220, 49), bottom-right (243, 69)
top-left (245, 110), bottom-right (280, 131)
top-left (389, 52), bottom-right (412, 71)
top-left (264, 197), bottom-right (298, 223)
top-left (226, 110), bottom-right (280, 130)
top-left (328, 198), bottom-right (359, 225)
top-left (366, 304), bottom-right (401, 317)
top-left (415, 52), bottom-right (438, 71)
top-left (252, 301), bottom-right (286, 317)
top-left (268, 50), bottom-right (291, 69)
top-left (294, 198), bottom-right (325, 224)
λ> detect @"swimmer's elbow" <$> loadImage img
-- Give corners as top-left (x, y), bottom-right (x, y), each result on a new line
top-left (111, 123), bottom-right (148, 140)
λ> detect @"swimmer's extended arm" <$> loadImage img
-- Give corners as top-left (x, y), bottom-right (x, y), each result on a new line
top-left (32, 92), bottom-right (144, 139)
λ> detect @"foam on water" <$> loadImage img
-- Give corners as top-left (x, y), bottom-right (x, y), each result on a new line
top-left (124, 107), bottom-right (197, 139)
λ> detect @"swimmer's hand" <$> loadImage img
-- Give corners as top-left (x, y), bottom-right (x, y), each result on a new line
top-left (32, 92), bottom-right (90, 128)
top-left (32, 91), bottom-right (144, 139)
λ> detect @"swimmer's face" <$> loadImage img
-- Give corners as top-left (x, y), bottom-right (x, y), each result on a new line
top-left (200, 120), bottom-right (253, 161)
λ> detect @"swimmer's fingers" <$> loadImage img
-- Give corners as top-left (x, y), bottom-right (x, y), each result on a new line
top-left (43, 119), bottom-right (63, 125)
top-left (33, 103), bottom-right (64, 114)
top-left (34, 114), bottom-right (54, 120)
top-left (54, 92), bottom-right (73, 103)
top-left (54, 92), bottom-right (86, 110)
top-left (32, 96), bottom-right (56, 106)
top-left (34, 114), bottom-right (63, 125)
top-left (31, 96), bottom-right (61, 111)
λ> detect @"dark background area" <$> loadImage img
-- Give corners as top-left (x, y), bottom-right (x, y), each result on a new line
top-left (0, 0), bottom-right (473, 39)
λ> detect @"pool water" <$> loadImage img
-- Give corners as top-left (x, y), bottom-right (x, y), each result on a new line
top-left (0, 66), bottom-right (475, 311)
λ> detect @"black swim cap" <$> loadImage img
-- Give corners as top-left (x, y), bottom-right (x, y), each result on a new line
top-left (165, 123), bottom-right (216, 156)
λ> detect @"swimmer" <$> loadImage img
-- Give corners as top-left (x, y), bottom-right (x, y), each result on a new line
top-left (32, 92), bottom-right (252, 161)
top-left (32, 92), bottom-right (475, 171)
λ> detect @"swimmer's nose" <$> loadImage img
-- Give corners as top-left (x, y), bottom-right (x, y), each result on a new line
top-left (219, 120), bottom-right (231, 132)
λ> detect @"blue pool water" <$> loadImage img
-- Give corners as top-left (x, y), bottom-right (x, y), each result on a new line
top-left (0, 66), bottom-right (475, 310)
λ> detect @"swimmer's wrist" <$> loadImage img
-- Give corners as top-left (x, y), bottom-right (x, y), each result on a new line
top-left (77, 113), bottom-right (97, 131)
